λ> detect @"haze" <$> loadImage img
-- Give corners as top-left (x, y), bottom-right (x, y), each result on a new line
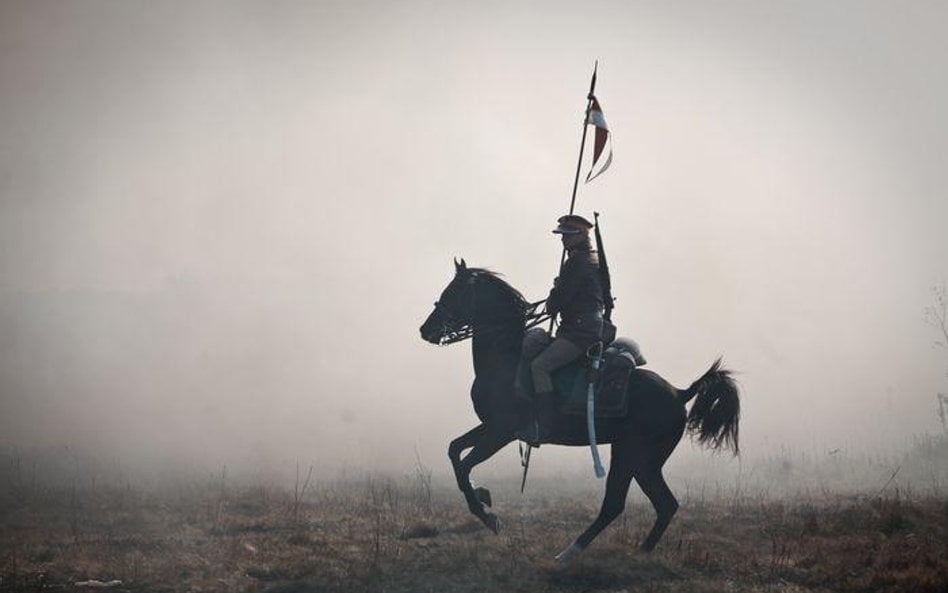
top-left (2, 0), bottom-right (946, 481)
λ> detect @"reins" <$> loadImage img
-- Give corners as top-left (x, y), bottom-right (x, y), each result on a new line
top-left (437, 299), bottom-right (550, 345)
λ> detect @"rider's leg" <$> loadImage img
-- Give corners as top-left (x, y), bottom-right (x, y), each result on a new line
top-left (529, 338), bottom-right (582, 440)
top-left (515, 328), bottom-right (551, 401)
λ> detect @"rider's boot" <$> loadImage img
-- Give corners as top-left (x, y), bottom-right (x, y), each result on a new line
top-left (532, 390), bottom-right (555, 445)
top-left (513, 362), bottom-right (532, 402)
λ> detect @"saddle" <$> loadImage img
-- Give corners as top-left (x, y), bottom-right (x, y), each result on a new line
top-left (518, 332), bottom-right (647, 419)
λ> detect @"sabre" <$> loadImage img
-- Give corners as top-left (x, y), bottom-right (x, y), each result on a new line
top-left (586, 343), bottom-right (606, 478)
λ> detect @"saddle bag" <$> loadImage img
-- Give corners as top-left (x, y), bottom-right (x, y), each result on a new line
top-left (596, 351), bottom-right (636, 414)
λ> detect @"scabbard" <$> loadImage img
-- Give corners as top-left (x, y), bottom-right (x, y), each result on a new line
top-left (586, 357), bottom-right (606, 479)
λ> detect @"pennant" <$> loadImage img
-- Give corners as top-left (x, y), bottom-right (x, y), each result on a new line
top-left (585, 97), bottom-right (613, 183)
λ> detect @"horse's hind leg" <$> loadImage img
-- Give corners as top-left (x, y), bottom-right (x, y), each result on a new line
top-left (555, 441), bottom-right (636, 563)
top-left (636, 439), bottom-right (681, 552)
top-left (636, 470), bottom-right (678, 551)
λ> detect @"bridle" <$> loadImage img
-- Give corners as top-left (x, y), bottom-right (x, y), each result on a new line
top-left (431, 298), bottom-right (475, 345)
top-left (433, 274), bottom-right (552, 346)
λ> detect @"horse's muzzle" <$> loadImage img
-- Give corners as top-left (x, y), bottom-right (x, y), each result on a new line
top-left (419, 325), bottom-right (442, 345)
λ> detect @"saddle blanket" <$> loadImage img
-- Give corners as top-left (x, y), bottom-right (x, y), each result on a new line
top-left (518, 333), bottom-right (646, 419)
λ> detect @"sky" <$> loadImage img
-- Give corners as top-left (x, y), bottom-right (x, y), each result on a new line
top-left (1, 0), bottom-right (946, 479)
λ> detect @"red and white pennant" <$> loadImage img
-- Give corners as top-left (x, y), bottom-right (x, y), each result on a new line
top-left (585, 97), bottom-right (613, 183)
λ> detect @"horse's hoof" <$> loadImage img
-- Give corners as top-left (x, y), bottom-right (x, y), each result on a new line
top-left (473, 486), bottom-right (492, 508)
top-left (554, 543), bottom-right (584, 564)
top-left (482, 512), bottom-right (502, 534)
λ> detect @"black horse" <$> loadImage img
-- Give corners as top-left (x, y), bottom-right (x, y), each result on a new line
top-left (419, 259), bottom-right (740, 562)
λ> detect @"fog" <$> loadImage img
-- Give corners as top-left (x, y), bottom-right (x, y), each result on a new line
top-left (1, 1), bottom-right (946, 484)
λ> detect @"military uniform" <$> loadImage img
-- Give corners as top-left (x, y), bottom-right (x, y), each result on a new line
top-left (529, 215), bottom-right (606, 416)
top-left (546, 239), bottom-right (605, 351)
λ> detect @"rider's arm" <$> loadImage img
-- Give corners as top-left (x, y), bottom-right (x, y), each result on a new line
top-left (546, 257), bottom-right (582, 316)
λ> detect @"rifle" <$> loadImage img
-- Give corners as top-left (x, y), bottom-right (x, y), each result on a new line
top-left (593, 211), bottom-right (615, 321)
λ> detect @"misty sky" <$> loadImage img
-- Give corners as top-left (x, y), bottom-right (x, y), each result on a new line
top-left (1, 1), bottom-right (947, 475)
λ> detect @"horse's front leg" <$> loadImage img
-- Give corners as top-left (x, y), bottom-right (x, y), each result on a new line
top-left (448, 424), bottom-right (486, 481)
top-left (448, 423), bottom-right (514, 534)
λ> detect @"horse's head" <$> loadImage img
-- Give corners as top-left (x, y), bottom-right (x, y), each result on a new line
top-left (419, 258), bottom-right (478, 345)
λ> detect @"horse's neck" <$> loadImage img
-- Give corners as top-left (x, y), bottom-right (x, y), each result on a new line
top-left (471, 325), bottom-right (522, 378)
top-left (469, 279), bottom-right (524, 378)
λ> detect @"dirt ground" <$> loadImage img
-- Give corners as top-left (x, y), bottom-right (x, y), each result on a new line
top-left (1, 473), bottom-right (946, 593)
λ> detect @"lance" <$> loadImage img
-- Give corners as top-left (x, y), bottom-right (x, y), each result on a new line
top-left (562, 63), bottom-right (598, 277)
top-left (548, 61), bottom-right (598, 331)
top-left (522, 62), bottom-right (601, 492)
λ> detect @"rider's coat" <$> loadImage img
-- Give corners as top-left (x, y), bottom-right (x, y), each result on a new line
top-left (546, 238), bottom-right (605, 350)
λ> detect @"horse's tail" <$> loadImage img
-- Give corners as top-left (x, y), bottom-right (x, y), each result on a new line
top-left (681, 357), bottom-right (740, 455)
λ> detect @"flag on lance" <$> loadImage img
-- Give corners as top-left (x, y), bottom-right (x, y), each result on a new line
top-left (584, 96), bottom-right (613, 183)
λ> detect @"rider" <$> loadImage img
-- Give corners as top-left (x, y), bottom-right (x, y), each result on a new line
top-left (529, 214), bottom-right (605, 441)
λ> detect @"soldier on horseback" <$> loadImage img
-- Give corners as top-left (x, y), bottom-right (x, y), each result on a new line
top-left (418, 65), bottom-right (741, 559)
top-left (526, 214), bottom-right (606, 442)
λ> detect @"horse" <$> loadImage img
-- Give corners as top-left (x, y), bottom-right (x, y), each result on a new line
top-left (418, 258), bottom-right (740, 562)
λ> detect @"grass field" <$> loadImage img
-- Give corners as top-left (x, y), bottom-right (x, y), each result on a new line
top-left (2, 463), bottom-right (946, 593)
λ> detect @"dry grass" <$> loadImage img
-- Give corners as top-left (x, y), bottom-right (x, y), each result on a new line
top-left (1, 473), bottom-right (946, 593)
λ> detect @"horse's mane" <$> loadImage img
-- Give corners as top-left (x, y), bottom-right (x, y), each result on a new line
top-left (467, 267), bottom-right (528, 313)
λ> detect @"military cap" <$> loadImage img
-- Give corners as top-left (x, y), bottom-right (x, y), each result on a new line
top-left (552, 214), bottom-right (594, 234)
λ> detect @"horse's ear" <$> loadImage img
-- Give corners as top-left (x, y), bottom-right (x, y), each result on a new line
top-left (455, 257), bottom-right (466, 272)
top-left (460, 258), bottom-right (467, 269)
